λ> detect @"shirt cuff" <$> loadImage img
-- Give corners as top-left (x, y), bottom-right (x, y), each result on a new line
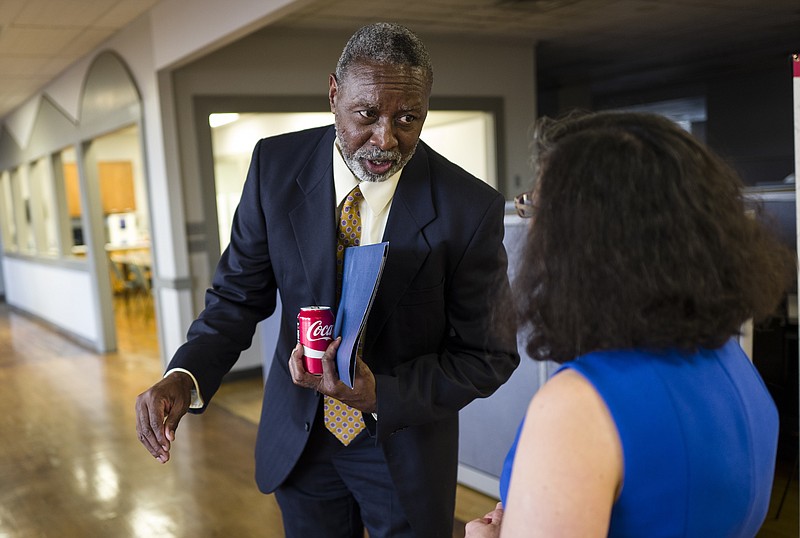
top-left (164, 368), bottom-right (204, 409)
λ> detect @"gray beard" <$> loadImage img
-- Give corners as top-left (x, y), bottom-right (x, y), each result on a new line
top-left (335, 135), bottom-right (417, 183)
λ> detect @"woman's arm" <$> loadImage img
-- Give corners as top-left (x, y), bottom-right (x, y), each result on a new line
top-left (500, 369), bottom-right (623, 537)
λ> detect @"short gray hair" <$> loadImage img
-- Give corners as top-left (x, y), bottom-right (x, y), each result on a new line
top-left (335, 23), bottom-right (433, 87)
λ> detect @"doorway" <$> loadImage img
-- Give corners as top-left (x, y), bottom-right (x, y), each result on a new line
top-left (84, 125), bottom-right (158, 357)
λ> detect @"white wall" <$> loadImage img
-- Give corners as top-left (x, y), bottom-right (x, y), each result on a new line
top-left (150, 0), bottom-right (304, 71)
top-left (424, 37), bottom-right (536, 194)
top-left (3, 257), bottom-right (97, 341)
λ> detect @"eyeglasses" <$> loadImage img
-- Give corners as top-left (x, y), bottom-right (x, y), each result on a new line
top-left (514, 192), bottom-right (534, 218)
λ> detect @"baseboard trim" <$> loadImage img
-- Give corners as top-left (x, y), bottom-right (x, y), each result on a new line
top-left (457, 464), bottom-right (500, 500)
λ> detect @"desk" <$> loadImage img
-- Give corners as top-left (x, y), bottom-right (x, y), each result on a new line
top-left (106, 243), bottom-right (151, 266)
top-left (107, 244), bottom-right (152, 297)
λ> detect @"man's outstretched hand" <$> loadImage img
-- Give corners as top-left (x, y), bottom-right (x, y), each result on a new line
top-left (135, 372), bottom-right (194, 463)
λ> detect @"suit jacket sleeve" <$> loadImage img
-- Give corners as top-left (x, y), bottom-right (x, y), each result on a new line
top-left (167, 139), bottom-right (279, 410)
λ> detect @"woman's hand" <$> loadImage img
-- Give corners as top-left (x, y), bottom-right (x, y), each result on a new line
top-left (464, 502), bottom-right (504, 538)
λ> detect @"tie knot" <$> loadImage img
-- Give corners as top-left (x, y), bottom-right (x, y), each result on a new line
top-left (345, 185), bottom-right (363, 204)
top-left (341, 185), bottom-right (362, 220)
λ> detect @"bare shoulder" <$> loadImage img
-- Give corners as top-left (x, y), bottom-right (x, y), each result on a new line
top-left (527, 368), bottom-right (608, 421)
top-left (501, 367), bottom-right (623, 537)
top-left (523, 367), bottom-right (621, 463)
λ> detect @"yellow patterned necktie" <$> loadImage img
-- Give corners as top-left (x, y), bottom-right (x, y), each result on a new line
top-left (324, 185), bottom-right (365, 445)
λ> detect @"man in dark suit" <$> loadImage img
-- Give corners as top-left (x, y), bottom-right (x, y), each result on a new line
top-left (136, 22), bottom-right (519, 537)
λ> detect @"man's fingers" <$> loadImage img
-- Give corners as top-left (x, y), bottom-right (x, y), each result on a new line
top-left (136, 417), bottom-right (161, 456)
top-left (288, 343), bottom-right (303, 371)
top-left (352, 356), bottom-right (375, 389)
top-left (320, 337), bottom-right (342, 380)
top-left (288, 343), bottom-right (311, 385)
top-left (134, 375), bottom-right (194, 464)
top-left (135, 397), bottom-right (169, 462)
top-left (164, 405), bottom-right (185, 444)
top-left (289, 339), bottom-right (343, 393)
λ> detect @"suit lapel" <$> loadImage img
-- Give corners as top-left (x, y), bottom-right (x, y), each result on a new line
top-left (367, 144), bottom-right (436, 347)
top-left (288, 127), bottom-right (338, 309)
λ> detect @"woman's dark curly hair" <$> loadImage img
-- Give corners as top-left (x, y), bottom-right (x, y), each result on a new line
top-left (515, 111), bottom-right (796, 363)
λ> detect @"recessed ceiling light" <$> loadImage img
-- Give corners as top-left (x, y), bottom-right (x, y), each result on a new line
top-left (208, 113), bottom-right (240, 128)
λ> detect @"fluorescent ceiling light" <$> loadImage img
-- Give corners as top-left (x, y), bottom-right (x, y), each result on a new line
top-left (208, 113), bottom-right (240, 128)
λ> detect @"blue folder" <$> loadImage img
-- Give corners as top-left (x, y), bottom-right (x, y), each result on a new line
top-left (334, 241), bottom-right (389, 387)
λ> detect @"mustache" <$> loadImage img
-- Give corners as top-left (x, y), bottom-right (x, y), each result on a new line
top-left (354, 147), bottom-right (402, 162)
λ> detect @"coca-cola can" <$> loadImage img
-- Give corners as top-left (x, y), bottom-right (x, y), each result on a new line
top-left (297, 306), bottom-right (334, 375)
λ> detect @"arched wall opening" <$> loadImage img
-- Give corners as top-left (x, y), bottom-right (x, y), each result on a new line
top-left (0, 51), bottom-right (159, 358)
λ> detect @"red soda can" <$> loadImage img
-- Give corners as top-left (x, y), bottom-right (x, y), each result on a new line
top-left (297, 306), bottom-right (334, 375)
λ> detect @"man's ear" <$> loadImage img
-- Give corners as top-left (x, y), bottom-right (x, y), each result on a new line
top-left (328, 73), bottom-right (338, 113)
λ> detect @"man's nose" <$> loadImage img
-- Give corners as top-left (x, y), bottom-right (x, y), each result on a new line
top-left (370, 119), bottom-right (398, 150)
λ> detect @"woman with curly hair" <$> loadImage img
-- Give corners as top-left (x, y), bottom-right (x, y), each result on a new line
top-left (467, 111), bottom-right (795, 537)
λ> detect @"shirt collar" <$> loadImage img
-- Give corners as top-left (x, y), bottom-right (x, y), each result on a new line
top-left (333, 140), bottom-right (401, 216)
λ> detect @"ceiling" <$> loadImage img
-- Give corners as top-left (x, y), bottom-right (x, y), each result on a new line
top-left (0, 0), bottom-right (162, 120)
top-left (1, 0), bottom-right (798, 121)
top-left (273, 0), bottom-right (800, 94)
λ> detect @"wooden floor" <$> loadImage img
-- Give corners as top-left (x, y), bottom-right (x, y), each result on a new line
top-left (0, 299), bottom-right (286, 537)
top-left (0, 298), bottom-right (796, 537)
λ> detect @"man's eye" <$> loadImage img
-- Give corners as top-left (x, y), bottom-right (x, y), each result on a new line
top-left (398, 114), bottom-right (417, 124)
top-left (358, 110), bottom-right (376, 119)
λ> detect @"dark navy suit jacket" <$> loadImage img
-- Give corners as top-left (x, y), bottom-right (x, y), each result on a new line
top-left (168, 125), bottom-right (519, 537)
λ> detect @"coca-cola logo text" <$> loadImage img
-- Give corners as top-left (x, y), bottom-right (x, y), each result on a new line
top-left (305, 320), bottom-right (333, 342)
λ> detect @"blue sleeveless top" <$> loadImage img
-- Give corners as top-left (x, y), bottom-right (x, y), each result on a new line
top-left (500, 339), bottom-right (778, 537)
